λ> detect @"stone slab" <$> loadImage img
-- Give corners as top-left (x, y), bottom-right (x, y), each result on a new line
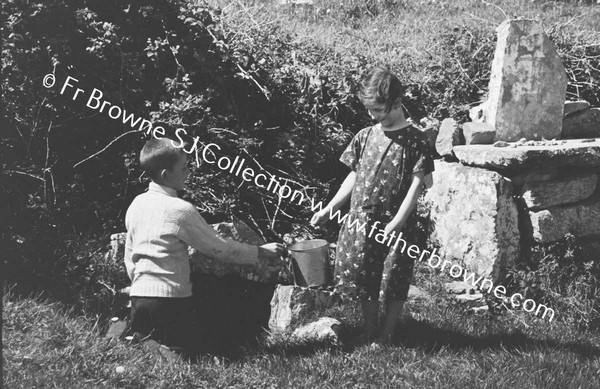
top-left (486, 19), bottom-right (567, 142)
top-left (190, 220), bottom-right (285, 283)
top-left (562, 108), bottom-right (600, 139)
top-left (269, 285), bottom-right (340, 332)
top-left (463, 122), bottom-right (496, 145)
top-left (454, 140), bottom-right (600, 172)
top-left (109, 221), bottom-right (285, 283)
top-left (530, 196), bottom-right (600, 243)
top-left (509, 168), bottom-right (561, 188)
top-left (520, 174), bottom-right (598, 210)
top-left (421, 160), bottom-right (520, 280)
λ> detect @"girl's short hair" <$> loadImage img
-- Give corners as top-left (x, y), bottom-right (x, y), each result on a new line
top-left (139, 138), bottom-right (183, 180)
top-left (358, 66), bottom-right (404, 112)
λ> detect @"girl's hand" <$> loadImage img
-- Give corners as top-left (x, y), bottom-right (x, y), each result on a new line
top-left (310, 208), bottom-right (330, 227)
top-left (384, 221), bottom-right (402, 237)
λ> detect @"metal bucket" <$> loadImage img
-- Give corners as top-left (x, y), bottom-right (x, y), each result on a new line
top-left (288, 239), bottom-right (331, 287)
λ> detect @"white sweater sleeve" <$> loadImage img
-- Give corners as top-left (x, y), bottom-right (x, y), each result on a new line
top-left (124, 211), bottom-right (135, 281)
top-left (177, 206), bottom-right (259, 265)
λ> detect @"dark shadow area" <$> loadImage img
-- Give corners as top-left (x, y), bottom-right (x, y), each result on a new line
top-left (394, 317), bottom-right (600, 360)
top-left (191, 273), bottom-right (277, 359)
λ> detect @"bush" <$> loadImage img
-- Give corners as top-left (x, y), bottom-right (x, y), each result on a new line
top-left (4, 0), bottom-right (600, 318)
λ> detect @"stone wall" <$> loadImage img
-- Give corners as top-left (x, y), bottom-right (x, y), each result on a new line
top-left (425, 138), bottom-right (600, 282)
top-left (423, 19), bottom-right (600, 281)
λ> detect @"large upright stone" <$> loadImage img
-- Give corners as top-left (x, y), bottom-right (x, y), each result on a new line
top-left (421, 160), bottom-right (520, 280)
top-left (486, 19), bottom-right (567, 142)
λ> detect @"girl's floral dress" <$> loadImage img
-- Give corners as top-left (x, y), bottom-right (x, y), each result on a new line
top-left (334, 123), bottom-right (435, 301)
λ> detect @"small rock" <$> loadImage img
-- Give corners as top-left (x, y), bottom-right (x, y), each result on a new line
top-left (107, 233), bottom-right (126, 263)
top-left (445, 281), bottom-right (472, 295)
top-left (291, 317), bottom-right (342, 344)
top-left (105, 319), bottom-right (128, 339)
top-left (470, 305), bottom-right (489, 314)
top-left (463, 122), bottom-right (496, 145)
top-left (435, 118), bottom-right (463, 159)
top-left (407, 285), bottom-right (431, 304)
top-left (21, 356), bottom-right (34, 365)
top-left (564, 100), bottom-right (591, 117)
top-left (454, 292), bottom-right (486, 307)
top-left (469, 101), bottom-right (489, 123)
top-left (562, 108), bottom-right (600, 139)
top-left (269, 285), bottom-right (340, 332)
top-left (445, 282), bottom-right (466, 295)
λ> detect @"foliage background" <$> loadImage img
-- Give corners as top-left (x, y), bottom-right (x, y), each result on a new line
top-left (2, 0), bottom-right (600, 322)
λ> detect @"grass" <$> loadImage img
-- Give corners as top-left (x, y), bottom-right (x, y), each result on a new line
top-left (5, 0), bottom-right (600, 387)
top-left (209, 0), bottom-right (600, 111)
top-left (5, 267), bottom-right (600, 388)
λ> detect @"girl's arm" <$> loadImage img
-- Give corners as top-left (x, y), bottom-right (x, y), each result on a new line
top-left (384, 171), bottom-right (426, 235)
top-left (311, 171), bottom-right (356, 226)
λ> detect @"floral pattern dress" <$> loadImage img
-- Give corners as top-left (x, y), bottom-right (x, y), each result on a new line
top-left (334, 123), bottom-right (435, 302)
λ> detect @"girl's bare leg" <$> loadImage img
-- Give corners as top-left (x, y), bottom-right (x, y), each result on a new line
top-left (379, 300), bottom-right (405, 344)
top-left (362, 299), bottom-right (379, 342)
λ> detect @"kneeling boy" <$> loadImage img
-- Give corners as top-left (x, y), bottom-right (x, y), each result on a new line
top-left (124, 137), bottom-right (283, 352)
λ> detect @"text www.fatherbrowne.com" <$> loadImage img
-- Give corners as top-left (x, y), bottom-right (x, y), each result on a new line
top-left (49, 73), bottom-right (555, 322)
top-left (307, 199), bottom-right (555, 322)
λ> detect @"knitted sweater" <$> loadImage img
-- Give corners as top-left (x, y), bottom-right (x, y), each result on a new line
top-left (124, 182), bottom-right (259, 297)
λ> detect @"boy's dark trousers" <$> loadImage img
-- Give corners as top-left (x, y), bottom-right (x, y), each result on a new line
top-left (127, 296), bottom-right (203, 354)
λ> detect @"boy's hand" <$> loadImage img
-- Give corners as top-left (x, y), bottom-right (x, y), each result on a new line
top-left (310, 208), bottom-right (330, 227)
top-left (258, 243), bottom-right (285, 260)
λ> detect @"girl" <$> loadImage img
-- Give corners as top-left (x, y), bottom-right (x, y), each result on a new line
top-left (311, 67), bottom-right (434, 344)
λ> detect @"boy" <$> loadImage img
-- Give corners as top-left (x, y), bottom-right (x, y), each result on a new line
top-left (124, 137), bottom-right (283, 353)
top-left (311, 67), bottom-right (434, 344)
